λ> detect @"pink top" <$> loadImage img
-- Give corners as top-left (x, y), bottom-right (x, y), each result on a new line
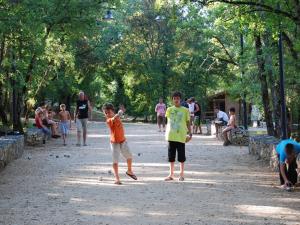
top-left (155, 103), bottom-right (166, 116)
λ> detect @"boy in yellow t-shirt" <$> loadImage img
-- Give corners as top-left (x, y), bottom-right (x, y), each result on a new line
top-left (165, 91), bottom-right (192, 182)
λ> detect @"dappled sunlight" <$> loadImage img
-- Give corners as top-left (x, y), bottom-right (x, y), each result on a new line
top-left (88, 134), bottom-right (164, 138)
top-left (235, 205), bottom-right (300, 221)
top-left (79, 208), bottom-right (134, 217)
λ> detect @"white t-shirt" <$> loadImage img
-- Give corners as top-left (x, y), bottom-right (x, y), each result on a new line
top-left (188, 103), bottom-right (195, 115)
top-left (217, 111), bottom-right (229, 122)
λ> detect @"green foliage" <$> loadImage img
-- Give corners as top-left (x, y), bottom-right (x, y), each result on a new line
top-left (1, 0), bottom-right (300, 130)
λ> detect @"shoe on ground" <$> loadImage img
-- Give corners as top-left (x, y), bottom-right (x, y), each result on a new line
top-left (223, 141), bottom-right (230, 146)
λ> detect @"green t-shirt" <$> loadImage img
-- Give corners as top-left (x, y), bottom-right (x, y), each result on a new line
top-left (165, 106), bottom-right (190, 143)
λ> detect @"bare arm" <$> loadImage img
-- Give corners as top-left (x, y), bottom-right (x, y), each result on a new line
top-left (88, 101), bottom-right (92, 112)
top-left (74, 106), bottom-right (78, 122)
top-left (280, 163), bottom-right (290, 185)
top-left (68, 111), bottom-right (72, 128)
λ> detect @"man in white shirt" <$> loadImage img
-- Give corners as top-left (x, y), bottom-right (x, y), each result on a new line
top-left (188, 97), bottom-right (196, 128)
top-left (214, 107), bottom-right (229, 137)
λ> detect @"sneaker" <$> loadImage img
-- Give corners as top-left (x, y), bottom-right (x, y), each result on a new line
top-left (83, 143), bottom-right (88, 146)
top-left (76, 143), bottom-right (81, 147)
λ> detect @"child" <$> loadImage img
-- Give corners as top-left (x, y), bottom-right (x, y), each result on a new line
top-left (155, 98), bottom-right (167, 132)
top-left (35, 108), bottom-right (51, 144)
top-left (59, 104), bottom-right (72, 146)
top-left (102, 103), bottom-right (137, 185)
top-left (222, 107), bottom-right (237, 146)
top-left (165, 91), bottom-right (192, 182)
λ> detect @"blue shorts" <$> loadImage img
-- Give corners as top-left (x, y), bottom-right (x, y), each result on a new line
top-left (60, 122), bottom-right (69, 135)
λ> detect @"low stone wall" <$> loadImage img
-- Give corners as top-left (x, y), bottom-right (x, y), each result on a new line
top-left (0, 135), bottom-right (24, 171)
top-left (229, 128), bottom-right (249, 146)
top-left (249, 135), bottom-right (280, 171)
top-left (24, 128), bottom-right (44, 146)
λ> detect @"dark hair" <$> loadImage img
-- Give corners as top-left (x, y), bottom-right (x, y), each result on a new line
top-left (285, 143), bottom-right (295, 156)
top-left (172, 91), bottom-right (182, 99)
top-left (215, 106), bottom-right (219, 110)
top-left (39, 102), bottom-right (46, 107)
top-left (229, 107), bottom-right (235, 113)
top-left (190, 97), bottom-right (195, 102)
top-left (102, 103), bottom-right (114, 111)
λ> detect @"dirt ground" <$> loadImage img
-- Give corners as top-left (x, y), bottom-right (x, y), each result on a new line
top-left (0, 122), bottom-right (299, 225)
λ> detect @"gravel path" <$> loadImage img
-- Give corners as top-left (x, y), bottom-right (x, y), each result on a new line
top-left (0, 122), bottom-right (299, 225)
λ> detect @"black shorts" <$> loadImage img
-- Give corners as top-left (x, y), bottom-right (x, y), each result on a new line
top-left (168, 141), bottom-right (186, 163)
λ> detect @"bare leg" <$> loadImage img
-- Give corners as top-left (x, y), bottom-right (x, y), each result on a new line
top-left (168, 162), bottom-right (175, 178)
top-left (83, 129), bottom-right (87, 145)
top-left (180, 162), bottom-right (185, 178)
top-left (112, 163), bottom-right (120, 183)
top-left (62, 134), bottom-right (66, 145)
top-left (126, 158), bottom-right (133, 174)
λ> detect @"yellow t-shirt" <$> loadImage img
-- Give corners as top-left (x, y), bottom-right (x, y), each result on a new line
top-left (165, 106), bottom-right (190, 143)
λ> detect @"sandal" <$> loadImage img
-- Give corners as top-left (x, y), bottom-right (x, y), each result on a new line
top-left (179, 176), bottom-right (185, 181)
top-left (164, 177), bottom-right (174, 181)
top-left (126, 172), bottom-right (137, 180)
top-left (114, 181), bottom-right (122, 185)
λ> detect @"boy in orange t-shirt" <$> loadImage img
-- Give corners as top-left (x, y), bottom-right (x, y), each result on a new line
top-left (102, 103), bottom-right (137, 185)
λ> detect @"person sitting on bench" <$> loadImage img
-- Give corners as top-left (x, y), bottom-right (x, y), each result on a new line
top-left (214, 107), bottom-right (229, 136)
top-left (276, 139), bottom-right (300, 190)
top-left (222, 107), bottom-right (236, 146)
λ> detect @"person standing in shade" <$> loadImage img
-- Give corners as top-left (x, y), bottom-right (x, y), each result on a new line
top-left (188, 97), bottom-right (196, 130)
top-left (193, 101), bottom-right (202, 134)
top-left (75, 91), bottom-right (92, 146)
top-left (155, 98), bottom-right (167, 132)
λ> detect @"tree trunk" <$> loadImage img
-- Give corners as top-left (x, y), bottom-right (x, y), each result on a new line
top-left (254, 34), bottom-right (275, 136)
top-left (0, 83), bottom-right (8, 125)
top-left (263, 34), bottom-right (281, 137)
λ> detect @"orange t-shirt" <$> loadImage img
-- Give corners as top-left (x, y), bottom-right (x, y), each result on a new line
top-left (107, 117), bottom-right (126, 143)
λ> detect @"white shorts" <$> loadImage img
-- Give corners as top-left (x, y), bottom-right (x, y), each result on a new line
top-left (76, 118), bottom-right (88, 132)
top-left (110, 142), bottom-right (132, 163)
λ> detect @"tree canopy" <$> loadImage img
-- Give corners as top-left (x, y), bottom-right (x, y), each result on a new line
top-left (1, 0), bottom-right (300, 138)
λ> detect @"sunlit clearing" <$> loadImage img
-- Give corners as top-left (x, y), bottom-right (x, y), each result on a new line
top-left (236, 205), bottom-right (300, 220)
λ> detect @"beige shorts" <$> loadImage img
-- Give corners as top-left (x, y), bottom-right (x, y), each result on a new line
top-left (76, 118), bottom-right (88, 132)
top-left (110, 142), bottom-right (132, 163)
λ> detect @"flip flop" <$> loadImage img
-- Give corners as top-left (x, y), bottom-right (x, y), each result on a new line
top-left (114, 181), bottom-right (122, 185)
top-left (164, 177), bottom-right (174, 181)
top-left (126, 172), bottom-right (137, 180)
top-left (179, 176), bottom-right (185, 181)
